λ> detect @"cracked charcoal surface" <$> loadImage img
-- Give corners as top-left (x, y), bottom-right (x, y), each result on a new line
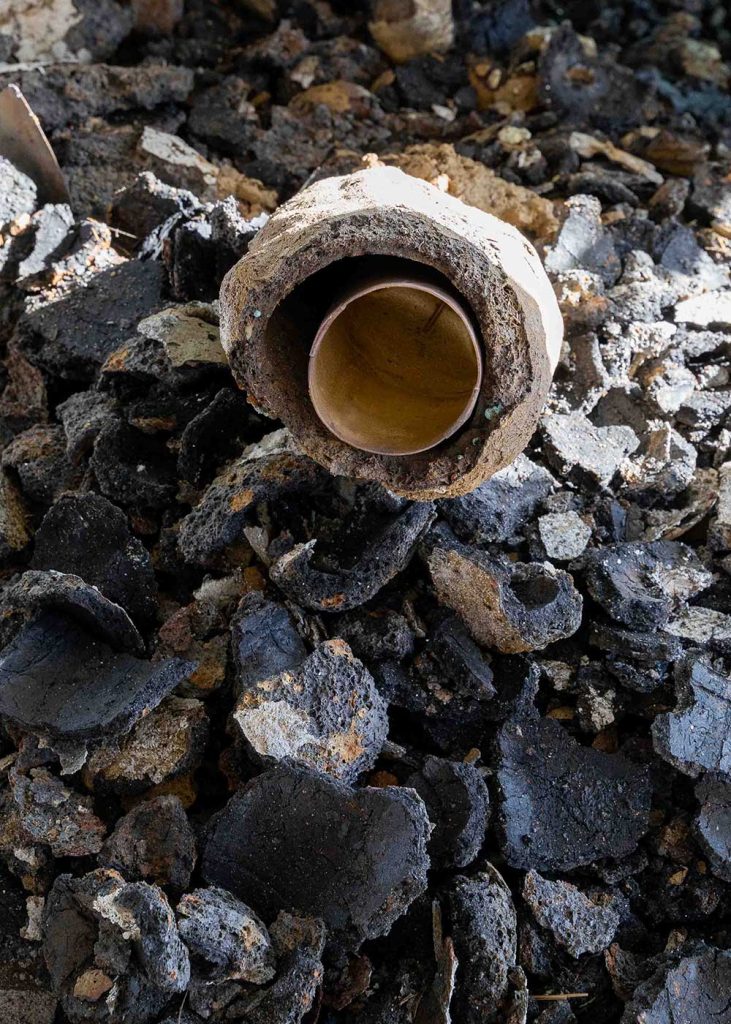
top-left (407, 755), bottom-right (490, 870)
top-left (0, 2), bottom-right (730, 1020)
top-left (582, 541), bottom-right (713, 630)
top-left (202, 765), bottom-right (430, 950)
top-left (652, 654), bottom-right (731, 778)
top-left (497, 709), bottom-right (652, 871)
top-left (0, 611), bottom-right (192, 742)
top-left (522, 870), bottom-right (621, 958)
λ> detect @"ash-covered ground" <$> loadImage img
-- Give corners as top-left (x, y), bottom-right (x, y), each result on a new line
top-left (0, 1), bottom-right (730, 1023)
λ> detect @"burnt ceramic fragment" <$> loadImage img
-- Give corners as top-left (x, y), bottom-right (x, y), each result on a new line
top-left (522, 871), bottom-right (620, 958)
top-left (31, 492), bottom-right (158, 621)
top-left (497, 709), bottom-right (651, 871)
top-left (0, 611), bottom-right (191, 742)
top-left (620, 946), bottom-right (731, 1024)
top-left (99, 795), bottom-right (196, 891)
top-left (202, 764), bottom-right (430, 949)
top-left (407, 756), bottom-right (489, 869)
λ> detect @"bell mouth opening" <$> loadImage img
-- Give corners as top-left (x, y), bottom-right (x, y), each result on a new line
top-left (308, 275), bottom-right (483, 457)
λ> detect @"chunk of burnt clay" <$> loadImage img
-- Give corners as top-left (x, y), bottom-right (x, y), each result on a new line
top-left (176, 886), bottom-right (276, 984)
top-left (407, 756), bottom-right (489, 870)
top-left (178, 429), bottom-right (326, 568)
top-left (11, 767), bottom-right (106, 858)
top-left (0, 570), bottom-right (143, 654)
top-left (269, 501), bottom-right (435, 612)
top-left (582, 541), bottom-right (712, 630)
top-left (99, 795), bottom-right (196, 891)
top-left (620, 946), bottom-right (731, 1024)
top-left (445, 865), bottom-right (517, 1024)
top-left (233, 638), bottom-right (388, 782)
top-left (334, 609), bottom-right (415, 663)
top-left (202, 765), bottom-right (430, 949)
top-left (32, 493), bottom-right (157, 621)
top-left (522, 871), bottom-right (620, 958)
top-left (0, 611), bottom-right (191, 742)
top-left (695, 775), bottom-right (731, 883)
top-left (426, 531), bottom-right (582, 652)
top-left (497, 709), bottom-right (651, 871)
top-left (652, 653), bottom-right (731, 778)
top-left (43, 868), bottom-right (189, 1024)
top-left (438, 454), bottom-right (555, 545)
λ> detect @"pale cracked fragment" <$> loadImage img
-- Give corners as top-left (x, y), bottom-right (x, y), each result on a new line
top-left (542, 411), bottom-right (639, 487)
top-left (426, 529), bottom-right (582, 653)
top-left (538, 511), bottom-right (592, 561)
top-left (10, 767), bottom-right (106, 859)
top-left (234, 638), bottom-right (388, 782)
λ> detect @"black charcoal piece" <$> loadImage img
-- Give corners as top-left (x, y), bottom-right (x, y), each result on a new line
top-left (178, 387), bottom-right (256, 487)
top-left (582, 541), bottom-right (712, 630)
top-left (269, 501), bottom-right (435, 613)
top-left (84, 695), bottom-right (208, 794)
top-left (620, 946), bottom-right (731, 1024)
top-left (695, 775), bottom-right (731, 883)
top-left (177, 887), bottom-right (275, 983)
top-left (0, 570), bottom-right (143, 653)
top-left (233, 638), bottom-right (388, 782)
top-left (231, 592), bottom-right (307, 691)
top-left (1, 424), bottom-right (82, 510)
top-left (90, 420), bottom-right (178, 510)
top-left (0, 157), bottom-right (37, 228)
top-left (16, 260), bottom-right (166, 381)
top-left (0, 611), bottom-right (191, 742)
top-left (652, 654), bottom-right (731, 778)
top-left (202, 765), bottom-right (430, 949)
top-left (407, 756), bottom-right (489, 869)
top-left (11, 767), bottom-right (106, 858)
top-left (43, 869), bottom-right (189, 1024)
top-left (436, 456), bottom-right (548, 548)
top-left (56, 391), bottom-right (119, 464)
top-left (497, 709), bottom-right (651, 871)
top-left (32, 493), bottom-right (158, 621)
top-left (522, 871), bottom-right (620, 958)
top-left (99, 795), bottom-right (196, 891)
top-left (426, 531), bottom-right (582, 652)
top-left (110, 172), bottom-right (200, 243)
top-left (178, 429), bottom-right (326, 567)
top-left (589, 620), bottom-right (683, 667)
top-left (445, 866), bottom-right (517, 1024)
top-left (335, 609), bottom-right (415, 663)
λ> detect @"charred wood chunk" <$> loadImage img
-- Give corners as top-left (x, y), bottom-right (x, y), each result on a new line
top-left (0, 611), bottom-right (191, 743)
top-left (445, 865), bottom-right (517, 1024)
top-left (99, 795), bottom-right (196, 892)
top-left (269, 501), bottom-right (436, 613)
top-left (202, 765), bottom-right (430, 950)
top-left (497, 709), bottom-right (651, 871)
top-left (582, 541), bottom-right (712, 631)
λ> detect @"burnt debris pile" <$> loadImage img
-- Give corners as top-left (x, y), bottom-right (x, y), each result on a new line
top-left (0, 1), bottom-right (730, 1023)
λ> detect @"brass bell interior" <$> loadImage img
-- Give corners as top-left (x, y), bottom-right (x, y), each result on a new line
top-left (308, 280), bottom-right (482, 456)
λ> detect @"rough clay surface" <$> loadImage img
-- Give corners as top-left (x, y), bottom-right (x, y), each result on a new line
top-left (497, 709), bottom-right (652, 871)
top-left (220, 166), bottom-right (562, 499)
top-left (202, 764), bottom-right (431, 950)
top-left (522, 870), bottom-right (620, 957)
